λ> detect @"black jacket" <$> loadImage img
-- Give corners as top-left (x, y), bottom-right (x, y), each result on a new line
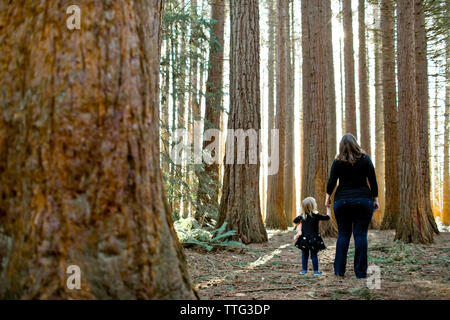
top-left (298, 213), bottom-right (330, 237)
top-left (326, 155), bottom-right (378, 201)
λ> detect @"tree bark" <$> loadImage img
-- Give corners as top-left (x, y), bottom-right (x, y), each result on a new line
top-left (395, 0), bottom-right (435, 244)
top-left (0, 0), bottom-right (197, 299)
top-left (443, 7), bottom-right (450, 226)
top-left (325, 0), bottom-right (337, 166)
top-left (161, 39), bottom-right (171, 174)
top-left (266, 0), bottom-right (276, 221)
top-left (284, 0), bottom-right (296, 227)
top-left (266, 0), bottom-right (288, 230)
top-left (218, 0), bottom-right (268, 244)
top-left (359, 0), bottom-right (371, 154)
top-left (380, 0), bottom-right (400, 230)
top-left (343, 0), bottom-right (357, 137)
top-left (414, 0), bottom-right (439, 234)
top-left (373, 2), bottom-right (384, 228)
top-left (302, 0), bottom-right (337, 237)
top-left (198, 0), bottom-right (225, 219)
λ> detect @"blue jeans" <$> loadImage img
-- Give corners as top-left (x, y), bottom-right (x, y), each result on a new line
top-left (302, 249), bottom-right (319, 272)
top-left (333, 197), bottom-right (373, 278)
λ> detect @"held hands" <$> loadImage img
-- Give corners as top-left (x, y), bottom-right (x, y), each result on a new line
top-left (373, 197), bottom-right (380, 212)
top-left (325, 194), bottom-right (331, 208)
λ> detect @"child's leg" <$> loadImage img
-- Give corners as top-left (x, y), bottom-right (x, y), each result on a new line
top-left (311, 250), bottom-right (319, 272)
top-left (301, 250), bottom-right (309, 271)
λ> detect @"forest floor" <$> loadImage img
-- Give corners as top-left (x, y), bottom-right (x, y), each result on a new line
top-left (185, 229), bottom-right (450, 300)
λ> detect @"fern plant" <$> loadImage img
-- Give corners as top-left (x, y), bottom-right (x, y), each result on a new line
top-left (175, 219), bottom-right (245, 252)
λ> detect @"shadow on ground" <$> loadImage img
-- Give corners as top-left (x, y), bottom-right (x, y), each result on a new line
top-left (185, 229), bottom-right (450, 300)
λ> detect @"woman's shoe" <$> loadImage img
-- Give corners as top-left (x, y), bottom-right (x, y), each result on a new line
top-left (313, 271), bottom-right (323, 276)
top-left (299, 270), bottom-right (307, 275)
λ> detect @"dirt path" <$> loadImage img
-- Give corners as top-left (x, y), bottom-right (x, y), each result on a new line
top-left (185, 229), bottom-right (450, 300)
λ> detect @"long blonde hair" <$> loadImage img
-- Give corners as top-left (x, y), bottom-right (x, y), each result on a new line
top-left (300, 197), bottom-right (318, 219)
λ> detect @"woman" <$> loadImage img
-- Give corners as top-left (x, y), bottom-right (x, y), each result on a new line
top-left (325, 133), bottom-right (380, 279)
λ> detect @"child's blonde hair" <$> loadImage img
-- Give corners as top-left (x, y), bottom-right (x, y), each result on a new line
top-left (300, 197), bottom-right (318, 219)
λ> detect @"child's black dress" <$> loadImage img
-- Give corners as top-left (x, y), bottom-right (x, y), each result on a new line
top-left (295, 213), bottom-right (330, 252)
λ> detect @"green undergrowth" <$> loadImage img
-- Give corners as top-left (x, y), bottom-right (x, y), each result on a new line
top-left (175, 217), bottom-right (245, 252)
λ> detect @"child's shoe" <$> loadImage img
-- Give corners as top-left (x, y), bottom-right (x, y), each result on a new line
top-left (313, 271), bottom-right (323, 276)
top-left (299, 270), bottom-right (307, 275)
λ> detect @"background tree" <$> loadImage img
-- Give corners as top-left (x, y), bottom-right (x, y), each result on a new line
top-left (266, 0), bottom-right (276, 220)
top-left (395, 0), bottom-right (435, 244)
top-left (197, 0), bottom-right (225, 222)
top-left (325, 0), bottom-right (337, 167)
top-left (414, 0), bottom-right (439, 234)
top-left (0, 0), bottom-right (196, 299)
top-left (266, 0), bottom-right (288, 230)
top-left (218, 0), bottom-right (268, 244)
top-left (444, 10), bottom-right (450, 225)
top-left (343, 0), bottom-right (357, 137)
top-left (380, 0), bottom-right (400, 230)
top-left (359, 0), bottom-right (371, 154)
top-left (302, 0), bottom-right (337, 237)
top-left (284, 0), bottom-right (296, 226)
top-left (373, 1), bottom-right (385, 226)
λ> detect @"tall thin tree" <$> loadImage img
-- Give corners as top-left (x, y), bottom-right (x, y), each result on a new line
top-left (266, 0), bottom-right (276, 220)
top-left (284, 0), bottom-right (296, 226)
top-left (359, 0), bottom-right (371, 154)
top-left (198, 0), bottom-right (225, 219)
top-left (373, 2), bottom-right (385, 226)
top-left (266, 0), bottom-right (288, 230)
top-left (218, 0), bottom-right (268, 244)
top-left (325, 0), bottom-right (337, 166)
top-left (380, 0), bottom-right (400, 230)
top-left (343, 0), bottom-right (357, 137)
top-left (414, 0), bottom-right (439, 234)
top-left (443, 6), bottom-right (450, 226)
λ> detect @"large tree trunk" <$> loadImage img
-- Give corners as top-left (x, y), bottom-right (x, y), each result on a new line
top-left (198, 0), bottom-right (225, 221)
top-left (0, 0), bottom-right (196, 299)
top-left (380, 0), bottom-right (400, 230)
top-left (343, 0), bottom-right (357, 137)
top-left (218, 0), bottom-right (268, 244)
top-left (414, 0), bottom-right (439, 234)
top-left (266, 0), bottom-right (288, 230)
top-left (395, 0), bottom-right (435, 244)
top-left (284, 0), bottom-right (296, 227)
top-left (302, 0), bottom-right (337, 238)
top-left (373, 2), bottom-right (384, 228)
top-left (359, 0), bottom-right (371, 154)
